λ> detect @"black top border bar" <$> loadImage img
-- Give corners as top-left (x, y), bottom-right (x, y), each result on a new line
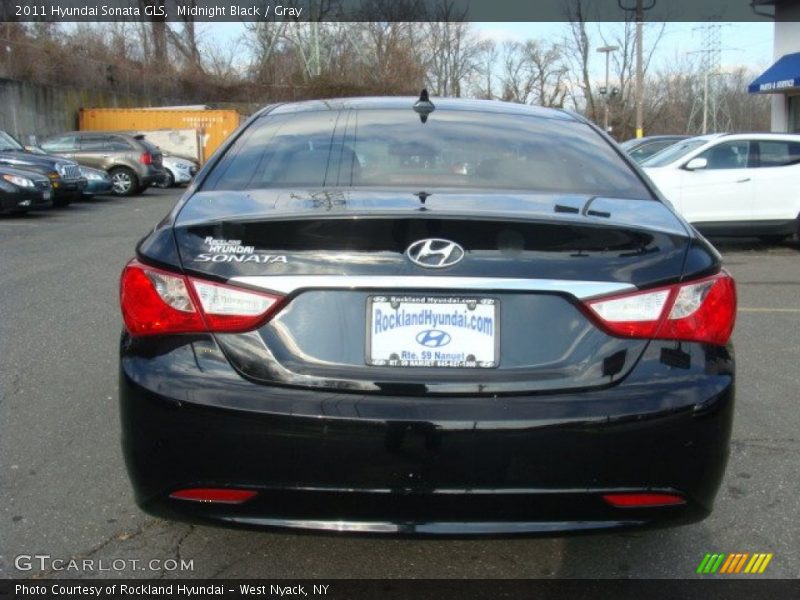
top-left (0, 0), bottom-right (784, 23)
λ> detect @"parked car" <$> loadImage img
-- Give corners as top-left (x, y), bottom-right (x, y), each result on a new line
top-left (157, 154), bottom-right (198, 188)
top-left (120, 96), bottom-right (736, 535)
top-left (0, 165), bottom-right (53, 214)
top-left (80, 165), bottom-right (114, 198)
top-left (642, 133), bottom-right (800, 241)
top-left (619, 135), bottom-right (689, 163)
top-left (39, 132), bottom-right (164, 197)
top-left (27, 144), bottom-right (111, 201)
top-left (0, 130), bottom-right (86, 206)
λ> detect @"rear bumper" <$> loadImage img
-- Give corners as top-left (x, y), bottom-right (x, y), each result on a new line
top-left (142, 166), bottom-right (165, 188)
top-left (120, 335), bottom-right (734, 536)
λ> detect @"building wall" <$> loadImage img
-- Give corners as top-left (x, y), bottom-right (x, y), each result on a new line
top-left (771, 4), bottom-right (800, 132)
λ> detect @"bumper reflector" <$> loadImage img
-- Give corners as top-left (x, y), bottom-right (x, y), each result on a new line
top-left (169, 488), bottom-right (258, 504)
top-left (602, 493), bottom-right (686, 508)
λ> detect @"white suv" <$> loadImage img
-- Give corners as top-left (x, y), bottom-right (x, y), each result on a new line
top-left (642, 133), bottom-right (800, 242)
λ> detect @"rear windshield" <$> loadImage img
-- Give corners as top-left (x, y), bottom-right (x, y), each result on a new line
top-left (203, 108), bottom-right (652, 199)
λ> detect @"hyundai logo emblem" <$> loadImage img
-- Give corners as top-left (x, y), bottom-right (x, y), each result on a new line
top-left (416, 329), bottom-right (451, 348)
top-left (406, 238), bottom-right (465, 268)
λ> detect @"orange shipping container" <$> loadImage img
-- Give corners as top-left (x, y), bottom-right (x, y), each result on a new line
top-left (79, 108), bottom-right (241, 163)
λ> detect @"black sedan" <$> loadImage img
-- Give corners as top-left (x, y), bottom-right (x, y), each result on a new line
top-left (119, 95), bottom-right (737, 535)
top-left (0, 131), bottom-right (86, 205)
top-left (0, 165), bottom-right (52, 214)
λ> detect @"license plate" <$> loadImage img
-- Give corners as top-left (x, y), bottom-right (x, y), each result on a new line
top-left (367, 296), bottom-right (498, 368)
top-left (43, 190), bottom-right (51, 200)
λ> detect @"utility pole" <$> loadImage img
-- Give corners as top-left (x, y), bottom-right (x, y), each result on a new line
top-left (597, 45), bottom-right (619, 132)
top-left (312, 21), bottom-right (320, 77)
top-left (619, 0), bottom-right (655, 138)
top-left (635, 0), bottom-right (644, 138)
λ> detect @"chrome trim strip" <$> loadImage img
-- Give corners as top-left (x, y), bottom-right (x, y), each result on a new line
top-left (229, 276), bottom-right (635, 299)
top-left (221, 517), bottom-right (629, 534)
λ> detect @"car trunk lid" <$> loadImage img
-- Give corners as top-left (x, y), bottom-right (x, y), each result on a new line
top-left (162, 189), bottom-right (693, 395)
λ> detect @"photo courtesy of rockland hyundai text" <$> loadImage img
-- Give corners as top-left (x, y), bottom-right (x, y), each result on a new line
top-left (2, 0), bottom-right (799, 595)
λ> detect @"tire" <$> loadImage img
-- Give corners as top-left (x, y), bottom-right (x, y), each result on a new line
top-left (156, 170), bottom-right (175, 189)
top-left (758, 235), bottom-right (789, 244)
top-left (110, 167), bottom-right (139, 196)
top-left (52, 194), bottom-right (71, 207)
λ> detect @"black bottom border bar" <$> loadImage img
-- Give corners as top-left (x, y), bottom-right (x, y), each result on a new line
top-left (2, 579), bottom-right (800, 600)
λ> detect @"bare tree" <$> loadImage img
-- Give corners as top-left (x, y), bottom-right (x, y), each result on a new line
top-left (717, 67), bottom-right (770, 133)
top-left (563, 0), bottom-right (666, 137)
top-left (424, 22), bottom-right (482, 97)
top-left (501, 40), bottom-right (568, 107)
top-left (138, 0), bottom-right (168, 62)
top-left (167, 12), bottom-right (204, 74)
top-left (469, 39), bottom-right (499, 100)
top-left (563, 0), bottom-right (598, 120)
top-left (344, 21), bottom-right (426, 90)
top-left (601, 18), bottom-right (666, 138)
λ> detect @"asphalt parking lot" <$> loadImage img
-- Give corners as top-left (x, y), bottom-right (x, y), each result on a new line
top-left (1, 188), bottom-right (798, 579)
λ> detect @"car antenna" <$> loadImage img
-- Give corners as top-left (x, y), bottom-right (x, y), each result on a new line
top-left (413, 89), bottom-right (435, 124)
top-left (416, 191), bottom-right (431, 205)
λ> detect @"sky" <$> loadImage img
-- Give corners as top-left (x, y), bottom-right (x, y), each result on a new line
top-left (471, 21), bottom-right (774, 76)
top-left (207, 20), bottom-right (775, 81)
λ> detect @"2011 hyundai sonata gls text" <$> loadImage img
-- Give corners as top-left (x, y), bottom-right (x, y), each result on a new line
top-left (119, 96), bottom-right (736, 535)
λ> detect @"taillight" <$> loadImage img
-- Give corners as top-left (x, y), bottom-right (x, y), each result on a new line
top-left (169, 488), bottom-right (258, 504)
top-left (584, 271), bottom-right (736, 345)
top-left (602, 492), bottom-right (686, 508)
top-left (120, 259), bottom-right (283, 336)
top-left (140, 152), bottom-right (152, 165)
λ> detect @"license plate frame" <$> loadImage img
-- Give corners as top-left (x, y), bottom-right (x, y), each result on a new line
top-left (366, 295), bottom-right (499, 369)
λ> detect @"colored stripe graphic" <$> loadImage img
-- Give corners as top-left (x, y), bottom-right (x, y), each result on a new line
top-left (734, 553), bottom-right (749, 573)
top-left (697, 554), bottom-right (712, 574)
top-left (748, 554), bottom-right (765, 573)
top-left (703, 554), bottom-right (725, 574)
top-left (758, 554), bottom-right (773, 573)
top-left (697, 552), bottom-right (772, 574)
top-left (720, 554), bottom-right (736, 573)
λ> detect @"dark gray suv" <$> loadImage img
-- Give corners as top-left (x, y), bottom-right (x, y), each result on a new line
top-left (40, 132), bottom-right (164, 196)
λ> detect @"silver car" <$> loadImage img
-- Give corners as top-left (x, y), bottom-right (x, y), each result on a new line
top-left (157, 155), bottom-right (199, 188)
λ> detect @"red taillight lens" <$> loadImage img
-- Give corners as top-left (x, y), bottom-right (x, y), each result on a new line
top-left (602, 492), bottom-right (686, 508)
top-left (120, 259), bottom-right (283, 336)
top-left (120, 262), bottom-right (204, 336)
top-left (169, 488), bottom-right (258, 504)
top-left (658, 275), bottom-right (736, 345)
top-left (140, 152), bottom-right (153, 165)
top-left (584, 271), bottom-right (736, 345)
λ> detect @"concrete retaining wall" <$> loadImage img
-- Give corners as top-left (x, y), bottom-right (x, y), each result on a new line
top-left (0, 78), bottom-right (170, 144)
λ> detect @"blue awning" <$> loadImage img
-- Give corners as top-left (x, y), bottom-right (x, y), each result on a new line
top-left (748, 52), bottom-right (800, 94)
